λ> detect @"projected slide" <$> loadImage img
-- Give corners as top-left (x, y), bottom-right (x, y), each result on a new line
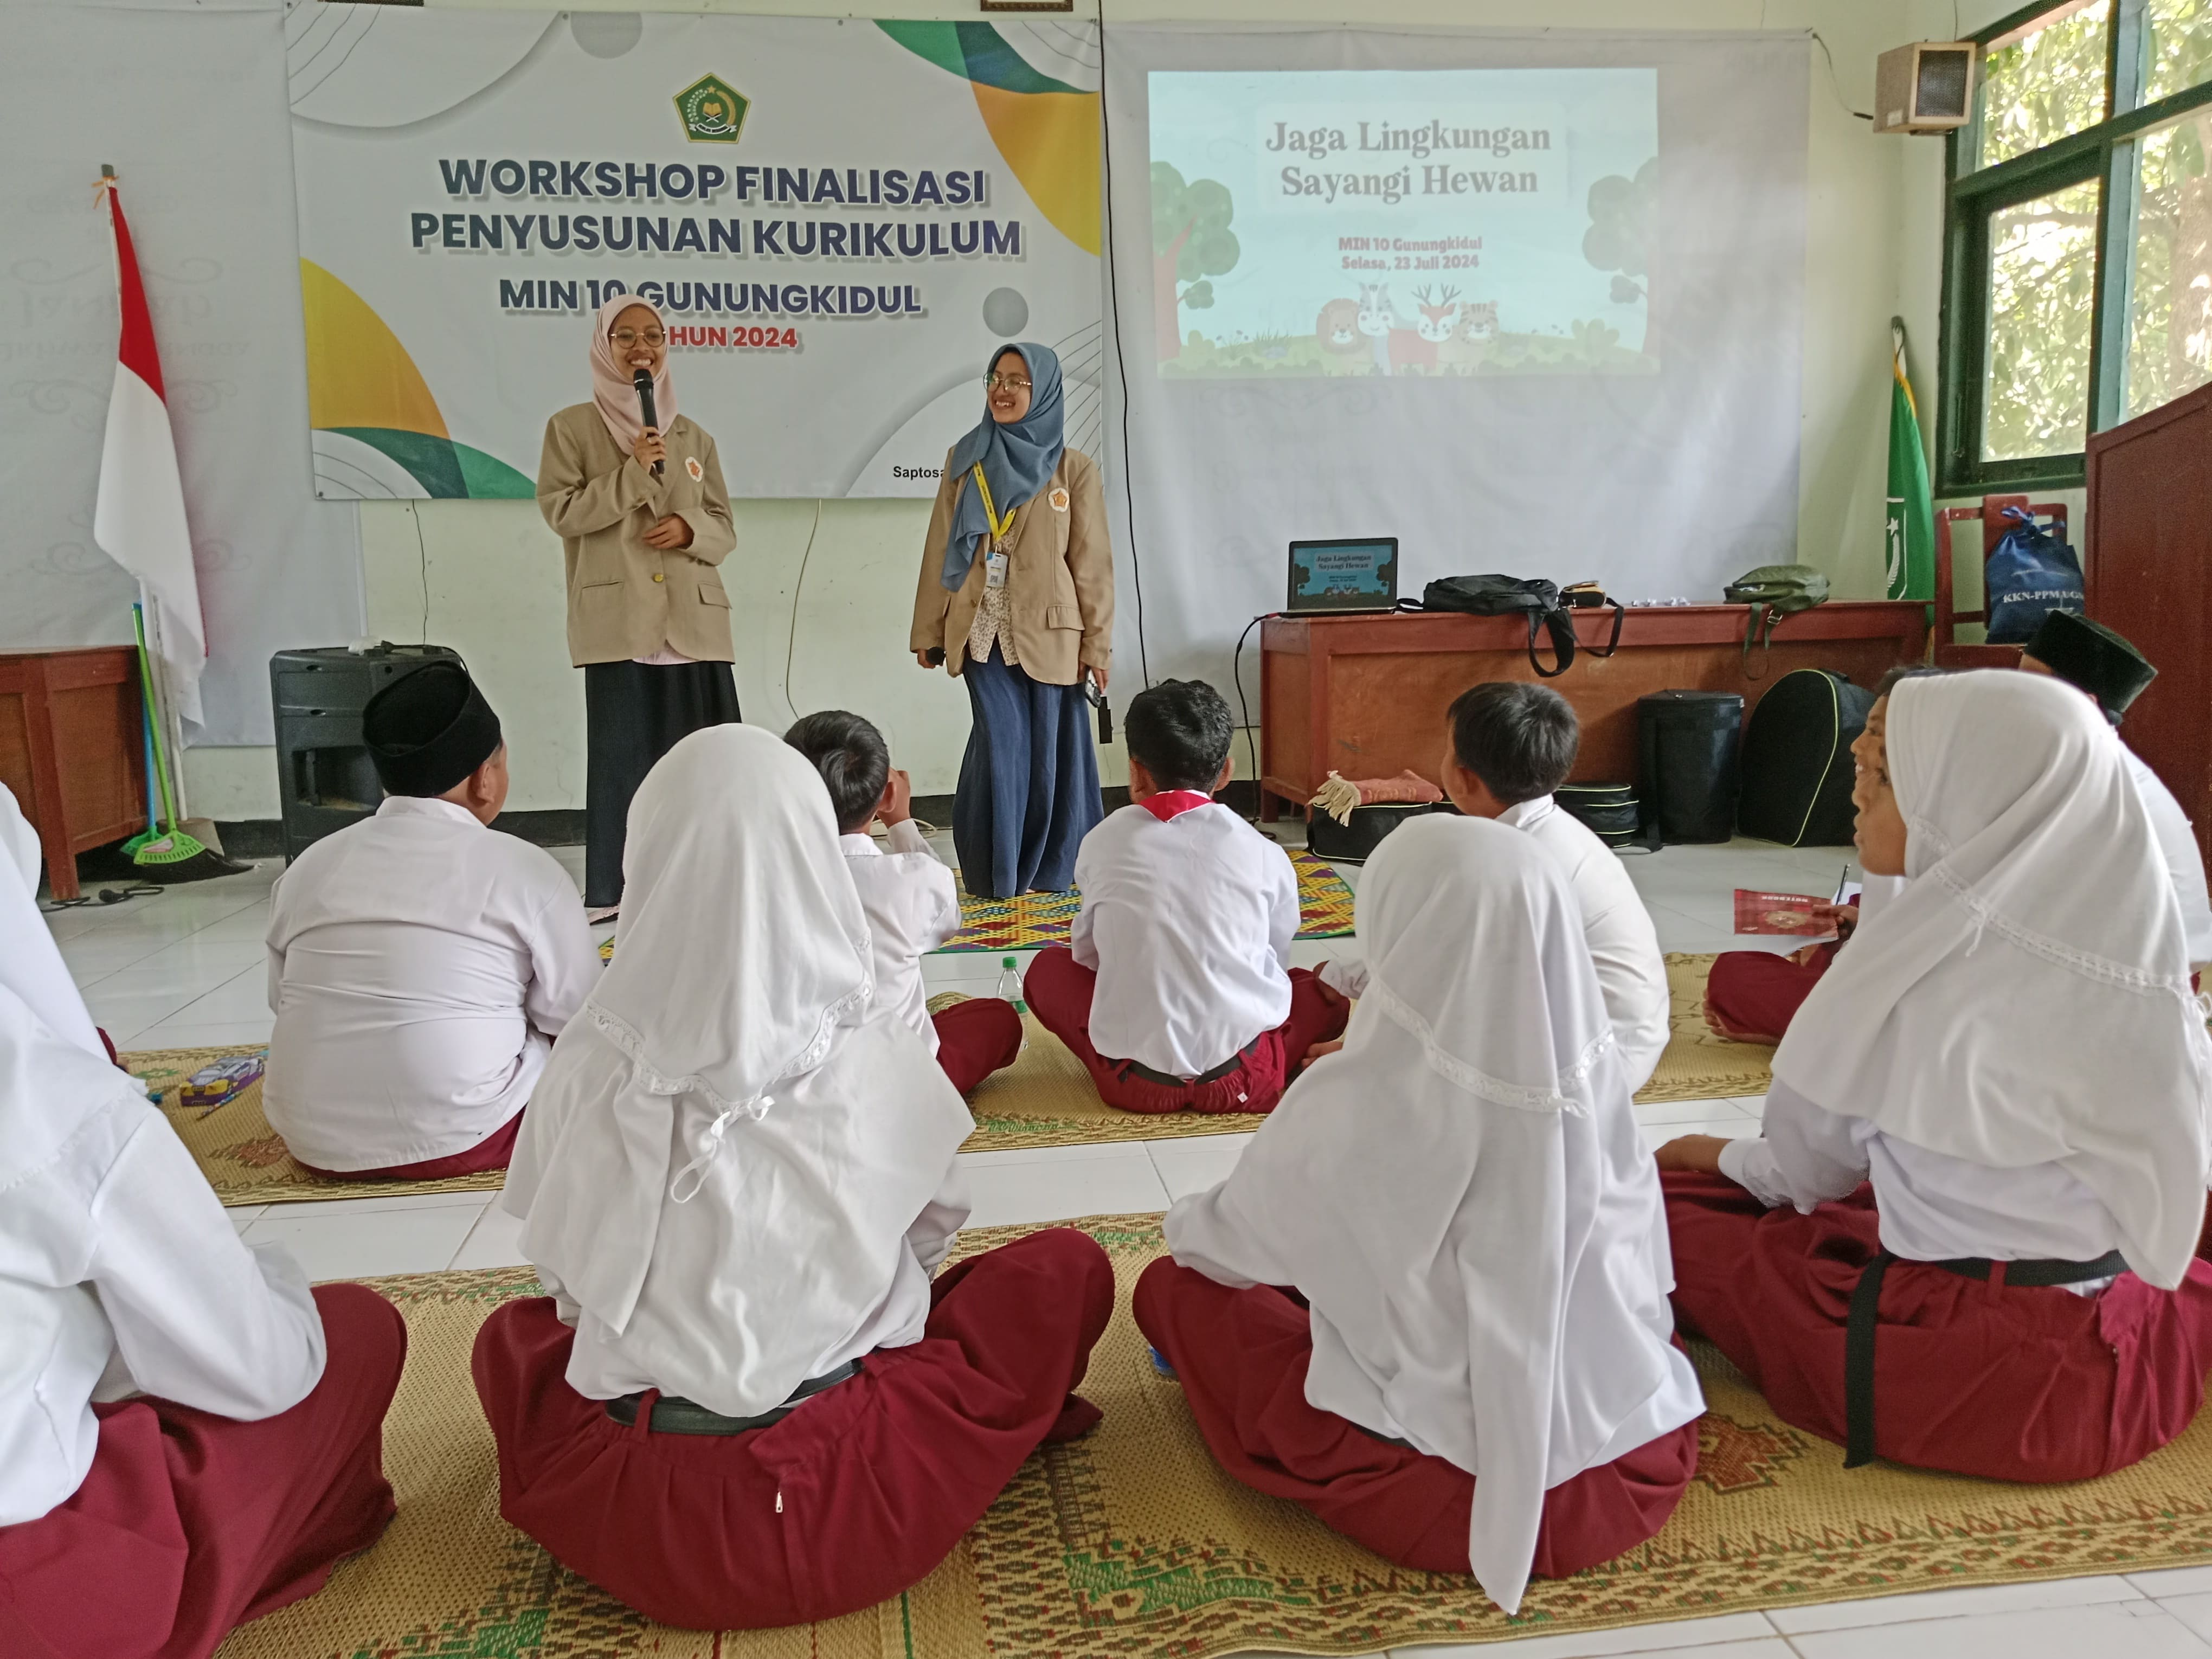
top-left (1148, 68), bottom-right (1657, 379)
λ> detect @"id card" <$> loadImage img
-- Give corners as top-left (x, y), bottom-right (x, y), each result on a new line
top-left (986, 549), bottom-right (1009, 590)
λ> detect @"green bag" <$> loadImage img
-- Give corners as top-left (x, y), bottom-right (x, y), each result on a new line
top-left (1724, 563), bottom-right (1830, 674)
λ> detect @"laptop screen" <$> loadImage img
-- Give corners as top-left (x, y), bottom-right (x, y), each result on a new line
top-left (1288, 538), bottom-right (1399, 614)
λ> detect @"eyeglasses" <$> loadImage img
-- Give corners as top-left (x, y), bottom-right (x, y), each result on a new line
top-left (611, 328), bottom-right (666, 348)
top-left (985, 372), bottom-right (1032, 393)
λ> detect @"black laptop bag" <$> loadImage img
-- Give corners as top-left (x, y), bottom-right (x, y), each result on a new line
top-left (1419, 576), bottom-right (1623, 678)
top-left (1735, 668), bottom-right (1876, 846)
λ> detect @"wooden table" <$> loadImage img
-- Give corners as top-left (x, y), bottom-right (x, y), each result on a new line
top-left (1258, 602), bottom-right (1928, 818)
top-left (0, 648), bottom-right (147, 901)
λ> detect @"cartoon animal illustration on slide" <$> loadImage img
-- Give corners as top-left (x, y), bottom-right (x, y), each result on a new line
top-left (1437, 300), bottom-right (1500, 374)
top-left (1389, 285), bottom-right (1461, 376)
top-left (1355, 282), bottom-right (1396, 374)
top-left (1315, 297), bottom-right (1370, 376)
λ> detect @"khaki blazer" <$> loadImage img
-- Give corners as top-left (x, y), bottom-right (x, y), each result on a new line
top-left (538, 403), bottom-right (739, 667)
top-left (910, 446), bottom-right (1114, 687)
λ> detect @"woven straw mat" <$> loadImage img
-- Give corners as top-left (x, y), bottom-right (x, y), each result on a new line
top-left (215, 1213), bottom-right (2212, 1659)
top-left (123, 1047), bottom-right (508, 1207)
top-left (129, 957), bottom-right (1773, 1200)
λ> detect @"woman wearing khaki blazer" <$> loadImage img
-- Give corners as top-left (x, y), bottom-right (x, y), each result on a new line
top-left (539, 297), bottom-right (739, 913)
top-left (912, 343), bottom-right (1113, 898)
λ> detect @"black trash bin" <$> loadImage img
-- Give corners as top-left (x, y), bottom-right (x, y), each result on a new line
top-left (1637, 690), bottom-right (1744, 844)
top-left (270, 644), bottom-right (463, 863)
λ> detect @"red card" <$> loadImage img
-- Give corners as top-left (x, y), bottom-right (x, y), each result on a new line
top-left (1733, 890), bottom-right (1830, 935)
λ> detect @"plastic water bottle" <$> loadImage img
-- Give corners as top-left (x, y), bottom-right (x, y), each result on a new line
top-left (995, 955), bottom-right (1026, 1014)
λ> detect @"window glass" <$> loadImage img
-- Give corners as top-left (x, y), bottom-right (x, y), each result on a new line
top-left (2127, 114), bottom-right (2212, 419)
top-left (1978, 1), bottom-right (2112, 169)
top-left (2145, 0), bottom-right (2212, 104)
top-left (1983, 179), bottom-right (2102, 459)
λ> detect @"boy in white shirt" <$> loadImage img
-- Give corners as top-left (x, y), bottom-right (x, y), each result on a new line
top-left (786, 710), bottom-right (1022, 1096)
top-left (1317, 681), bottom-right (1671, 1091)
top-left (265, 661), bottom-right (598, 1179)
top-left (1026, 679), bottom-right (1347, 1114)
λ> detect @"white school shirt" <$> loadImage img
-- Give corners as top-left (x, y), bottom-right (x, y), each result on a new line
top-left (2125, 749), bottom-right (2212, 967)
top-left (1719, 1079), bottom-right (2132, 1282)
top-left (1320, 796), bottom-right (1671, 1091)
top-left (1, 1085), bottom-right (326, 1525)
top-left (842, 821), bottom-right (960, 1056)
top-left (1072, 801), bottom-right (1298, 1077)
top-left (263, 796), bottom-right (599, 1171)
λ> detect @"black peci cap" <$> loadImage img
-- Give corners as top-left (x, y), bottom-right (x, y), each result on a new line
top-left (362, 661), bottom-right (503, 796)
top-left (2022, 610), bottom-right (2157, 725)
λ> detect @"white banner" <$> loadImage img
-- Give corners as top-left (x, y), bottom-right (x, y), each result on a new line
top-left (1100, 27), bottom-right (1809, 693)
top-left (288, 9), bottom-right (1105, 501)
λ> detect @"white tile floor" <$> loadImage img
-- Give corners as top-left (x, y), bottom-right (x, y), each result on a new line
top-left (49, 827), bottom-right (2204, 1655)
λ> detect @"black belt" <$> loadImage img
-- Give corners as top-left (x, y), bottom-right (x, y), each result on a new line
top-left (1116, 1040), bottom-right (1260, 1091)
top-left (605, 1359), bottom-right (863, 1437)
top-left (1842, 1249), bottom-right (2126, 1468)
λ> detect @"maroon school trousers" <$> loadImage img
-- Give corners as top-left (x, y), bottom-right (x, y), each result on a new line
top-left (1023, 947), bottom-right (1348, 1115)
top-left (1701, 944), bottom-right (1840, 1044)
top-left (297, 1107), bottom-right (524, 1184)
top-left (1133, 1258), bottom-right (1699, 1577)
top-left (1664, 1171), bottom-right (2212, 1481)
top-left (0, 1283), bottom-right (407, 1659)
top-left (472, 1228), bottom-right (1114, 1630)
top-left (930, 996), bottom-right (1024, 1097)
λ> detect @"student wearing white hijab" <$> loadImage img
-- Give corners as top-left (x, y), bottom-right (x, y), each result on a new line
top-left (2, 782), bottom-right (40, 896)
top-left (475, 724), bottom-right (1114, 1631)
top-left (0, 800), bottom-right (407, 1659)
top-left (1137, 815), bottom-right (1705, 1617)
top-left (1658, 671), bottom-right (2212, 1482)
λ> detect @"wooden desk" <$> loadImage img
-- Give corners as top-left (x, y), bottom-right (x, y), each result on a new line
top-left (1258, 603), bottom-right (1928, 818)
top-left (0, 648), bottom-right (147, 902)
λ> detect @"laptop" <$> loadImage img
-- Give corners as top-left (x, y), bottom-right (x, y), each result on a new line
top-left (1285, 537), bottom-right (1400, 616)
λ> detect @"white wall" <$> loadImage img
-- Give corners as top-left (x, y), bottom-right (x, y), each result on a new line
top-left (187, 0), bottom-right (1928, 819)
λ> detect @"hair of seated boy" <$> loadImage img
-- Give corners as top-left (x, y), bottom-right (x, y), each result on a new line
top-left (1123, 678), bottom-right (1236, 794)
top-left (1446, 682), bottom-right (1578, 807)
top-left (784, 710), bottom-right (892, 836)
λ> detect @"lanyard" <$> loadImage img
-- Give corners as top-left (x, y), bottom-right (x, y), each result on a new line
top-left (970, 464), bottom-right (1016, 544)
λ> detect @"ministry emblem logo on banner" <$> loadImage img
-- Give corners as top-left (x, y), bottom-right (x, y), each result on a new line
top-left (674, 74), bottom-right (749, 144)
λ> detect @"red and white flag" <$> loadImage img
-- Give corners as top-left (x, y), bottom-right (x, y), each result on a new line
top-left (93, 177), bottom-right (206, 728)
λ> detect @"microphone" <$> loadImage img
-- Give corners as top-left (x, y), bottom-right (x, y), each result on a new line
top-left (632, 369), bottom-right (662, 477)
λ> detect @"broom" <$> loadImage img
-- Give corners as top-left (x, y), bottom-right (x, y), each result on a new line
top-left (129, 602), bottom-right (247, 881)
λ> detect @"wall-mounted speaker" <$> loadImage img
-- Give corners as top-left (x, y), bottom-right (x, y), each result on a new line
top-left (1875, 42), bottom-right (1977, 134)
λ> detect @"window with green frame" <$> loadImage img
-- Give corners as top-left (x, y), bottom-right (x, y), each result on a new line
top-left (1939, 0), bottom-right (2212, 493)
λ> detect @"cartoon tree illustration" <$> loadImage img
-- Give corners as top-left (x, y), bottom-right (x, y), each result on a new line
top-left (1585, 157), bottom-right (1657, 356)
top-left (1153, 163), bottom-right (1239, 359)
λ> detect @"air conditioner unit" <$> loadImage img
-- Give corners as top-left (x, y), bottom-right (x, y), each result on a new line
top-left (1875, 42), bottom-right (1977, 134)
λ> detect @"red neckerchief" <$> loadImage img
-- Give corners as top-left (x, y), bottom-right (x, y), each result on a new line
top-left (1139, 790), bottom-right (1216, 822)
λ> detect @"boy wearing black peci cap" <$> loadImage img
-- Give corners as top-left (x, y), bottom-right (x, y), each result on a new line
top-left (263, 660), bottom-right (599, 1179)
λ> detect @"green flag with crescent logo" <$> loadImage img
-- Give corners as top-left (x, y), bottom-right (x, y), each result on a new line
top-left (1886, 318), bottom-right (1936, 602)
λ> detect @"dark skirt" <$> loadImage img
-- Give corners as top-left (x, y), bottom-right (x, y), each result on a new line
top-left (584, 660), bottom-right (741, 906)
top-left (955, 645), bottom-right (1102, 899)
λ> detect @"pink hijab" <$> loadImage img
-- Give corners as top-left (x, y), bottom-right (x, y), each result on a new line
top-left (590, 294), bottom-right (678, 452)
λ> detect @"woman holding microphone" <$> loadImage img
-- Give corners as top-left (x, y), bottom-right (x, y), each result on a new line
top-left (538, 295), bottom-right (739, 917)
top-left (912, 343), bottom-right (1113, 899)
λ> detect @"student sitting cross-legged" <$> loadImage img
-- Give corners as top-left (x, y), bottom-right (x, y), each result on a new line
top-left (0, 815), bottom-right (406, 1659)
top-left (1316, 681), bottom-right (1669, 1090)
top-left (263, 661), bottom-right (599, 1181)
top-left (1135, 814), bottom-right (1705, 1617)
top-left (475, 725), bottom-right (1113, 1631)
top-left (785, 710), bottom-right (1022, 1097)
top-left (1024, 678), bottom-right (1348, 1115)
top-left (1657, 670), bottom-right (2212, 1483)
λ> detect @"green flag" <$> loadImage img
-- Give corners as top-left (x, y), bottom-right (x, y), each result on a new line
top-left (1886, 318), bottom-right (1936, 602)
